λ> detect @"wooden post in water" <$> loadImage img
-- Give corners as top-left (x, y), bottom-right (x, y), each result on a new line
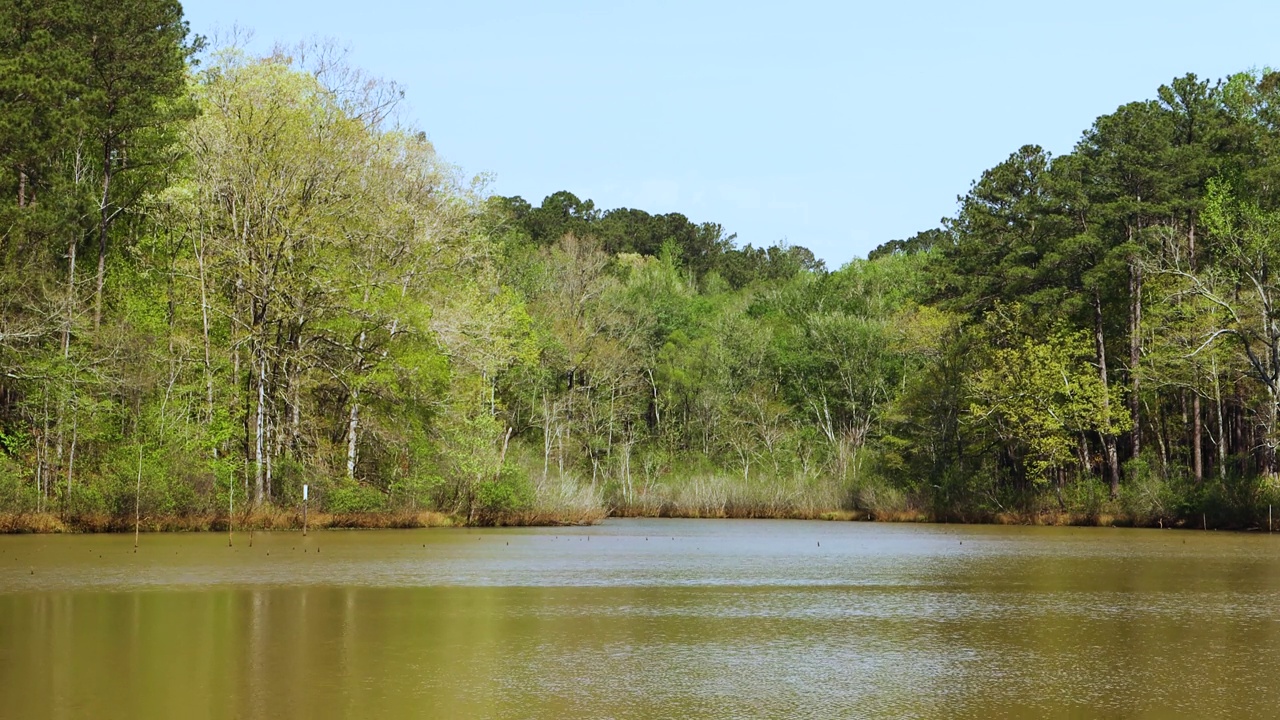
top-left (303, 484), bottom-right (308, 537)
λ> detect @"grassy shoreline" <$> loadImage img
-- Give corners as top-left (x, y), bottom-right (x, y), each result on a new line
top-left (0, 509), bottom-right (599, 534)
top-left (0, 506), bottom-right (1262, 534)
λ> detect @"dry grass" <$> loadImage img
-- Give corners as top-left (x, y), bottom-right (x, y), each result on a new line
top-left (320, 511), bottom-right (454, 529)
top-left (0, 501), bottom-right (1198, 534)
top-left (0, 508), bottom-right (456, 534)
top-left (865, 508), bottom-right (932, 523)
top-left (612, 505), bottom-right (849, 520)
top-left (491, 508), bottom-right (606, 526)
top-left (0, 513), bottom-right (68, 533)
top-left (495, 475), bottom-right (607, 526)
top-left (984, 510), bottom-right (1124, 527)
top-left (611, 474), bottom-right (848, 520)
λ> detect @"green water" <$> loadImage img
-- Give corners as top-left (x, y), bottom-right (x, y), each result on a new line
top-left (2, 520), bottom-right (1279, 719)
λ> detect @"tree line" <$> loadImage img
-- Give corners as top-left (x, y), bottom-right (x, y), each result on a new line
top-left (3, 1), bottom-right (1279, 528)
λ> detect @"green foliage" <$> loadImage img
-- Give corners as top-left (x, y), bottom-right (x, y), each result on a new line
top-left (0, 426), bottom-right (26, 457)
top-left (0, 455), bottom-right (33, 513)
top-left (389, 470), bottom-right (444, 510)
top-left (868, 228), bottom-right (950, 261)
top-left (1118, 457), bottom-right (1176, 525)
top-left (969, 315), bottom-right (1131, 483)
top-left (4, 13), bottom-right (1280, 531)
top-left (473, 463), bottom-right (535, 519)
top-left (324, 483), bottom-right (387, 514)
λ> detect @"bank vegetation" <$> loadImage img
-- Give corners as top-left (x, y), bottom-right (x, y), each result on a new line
top-left (4, 3), bottom-right (1280, 531)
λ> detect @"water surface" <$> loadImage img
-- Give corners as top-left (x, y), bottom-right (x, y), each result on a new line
top-left (2, 520), bottom-right (1278, 719)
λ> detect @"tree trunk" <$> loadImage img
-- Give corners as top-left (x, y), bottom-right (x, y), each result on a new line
top-left (34, 432), bottom-right (41, 513)
top-left (346, 323), bottom-right (367, 482)
top-left (265, 412), bottom-right (273, 501)
top-left (254, 350), bottom-right (265, 505)
top-left (346, 387), bottom-right (359, 481)
top-left (607, 385), bottom-right (615, 469)
top-left (1077, 433), bottom-right (1091, 474)
top-left (1148, 397), bottom-right (1168, 477)
top-left (1233, 389), bottom-right (1245, 476)
top-left (1213, 358), bottom-right (1226, 482)
top-left (38, 393), bottom-right (49, 513)
top-left (291, 363), bottom-right (301, 456)
top-left (65, 413), bottom-right (77, 517)
top-left (195, 236), bottom-right (215, 427)
top-left (1129, 261), bottom-right (1142, 460)
top-left (134, 444), bottom-right (143, 549)
top-left (1094, 293), bottom-right (1121, 498)
top-left (1266, 393), bottom-right (1279, 477)
top-left (64, 236), bottom-right (76, 358)
top-left (1192, 394), bottom-right (1203, 485)
top-left (646, 368), bottom-right (660, 431)
top-left (542, 393), bottom-right (552, 482)
top-left (93, 147), bottom-right (113, 329)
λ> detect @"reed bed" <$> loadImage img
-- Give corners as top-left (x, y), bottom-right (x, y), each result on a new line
top-left (493, 475), bottom-right (608, 526)
top-left (610, 473), bottom-right (847, 520)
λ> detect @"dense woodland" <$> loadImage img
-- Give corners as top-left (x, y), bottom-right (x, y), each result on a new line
top-left (4, 1), bottom-right (1280, 529)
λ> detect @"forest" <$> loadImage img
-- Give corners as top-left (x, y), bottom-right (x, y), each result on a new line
top-left (4, 0), bottom-right (1280, 530)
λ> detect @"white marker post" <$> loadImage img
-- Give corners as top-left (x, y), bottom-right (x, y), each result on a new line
top-left (303, 484), bottom-right (309, 537)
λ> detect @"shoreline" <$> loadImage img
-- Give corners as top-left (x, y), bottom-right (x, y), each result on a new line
top-left (0, 507), bottom-right (1262, 534)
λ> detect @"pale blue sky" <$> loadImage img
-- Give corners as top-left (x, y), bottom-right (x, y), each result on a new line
top-left (182, 0), bottom-right (1279, 266)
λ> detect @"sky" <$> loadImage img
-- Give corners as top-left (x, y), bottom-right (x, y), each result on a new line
top-left (181, 0), bottom-right (1280, 267)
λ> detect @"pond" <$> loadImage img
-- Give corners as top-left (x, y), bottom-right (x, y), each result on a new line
top-left (2, 519), bottom-right (1279, 719)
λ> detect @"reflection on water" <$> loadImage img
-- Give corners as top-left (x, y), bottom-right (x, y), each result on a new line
top-left (2, 520), bottom-right (1279, 719)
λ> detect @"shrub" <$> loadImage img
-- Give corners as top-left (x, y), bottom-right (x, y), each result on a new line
top-left (472, 463), bottom-right (534, 520)
top-left (1119, 457), bottom-right (1174, 525)
top-left (0, 455), bottom-right (35, 513)
top-left (325, 482), bottom-right (387, 513)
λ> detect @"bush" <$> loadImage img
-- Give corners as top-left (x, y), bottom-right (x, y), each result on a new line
top-left (1198, 470), bottom-right (1271, 528)
top-left (472, 463), bottom-right (534, 519)
top-left (1058, 472), bottom-right (1110, 519)
top-left (389, 471), bottom-right (444, 510)
top-left (0, 455), bottom-right (35, 513)
top-left (325, 482), bottom-right (387, 513)
top-left (1119, 457), bottom-right (1175, 525)
top-left (1257, 475), bottom-right (1280, 530)
top-left (849, 473), bottom-right (912, 516)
